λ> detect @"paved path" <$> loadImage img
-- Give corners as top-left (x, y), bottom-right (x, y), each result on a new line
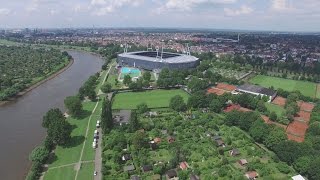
top-left (74, 64), bottom-right (113, 180)
top-left (93, 63), bottom-right (114, 180)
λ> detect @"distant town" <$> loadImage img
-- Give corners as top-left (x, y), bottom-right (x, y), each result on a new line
top-left (1, 28), bottom-right (320, 180)
top-left (1, 28), bottom-right (320, 70)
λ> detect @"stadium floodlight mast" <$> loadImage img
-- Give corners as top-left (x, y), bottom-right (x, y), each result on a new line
top-left (185, 43), bottom-right (191, 56)
top-left (123, 44), bottom-right (129, 53)
top-left (147, 43), bottom-right (153, 51)
top-left (160, 45), bottom-right (164, 62)
top-left (156, 46), bottom-right (160, 59)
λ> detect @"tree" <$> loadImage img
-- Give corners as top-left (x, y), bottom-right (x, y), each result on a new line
top-left (64, 96), bottom-right (82, 117)
top-left (307, 158), bottom-right (320, 180)
top-left (101, 83), bottom-right (112, 93)
top-left (209, 99), bottom-right (224, 113)
top-left (42, 108), bottom-right (64, 128)
top-left (187, 77), bottom-right (208, 93)
top-left (169, 95), bottom-right (187, 112)
top-left (143, 71), bottom-right (151, 82)
top-left (123, 74), bottom-right (132, 86)
top-left (136, 103), bottom-right (149, 114)
top-left (269, 112), bottom-right (277, 121)
top-left (101, 98), bottom-right (113, 133)
top-left (29, 146), bottom-right (49, 163)
top-left (257, 100), bottom-right (267, 113)
top-left (87, 89), bottom-right (97, 101)
top-left (129, 111), bottom-right (140, 132)
top-left (131, 131), bottom-right (147, 150)
top-left (249, 120), bottom-right (271, 143)
top-left (274, 141), bottom-right (305, 165)
top-left (264, 127), bottom-right (286, 150)
top-left (47, 119), bottom-right (72, 145)
top-left (187, 91), bottom-right (208, 108)
top-left (293, 156), bottom-right (312, 175)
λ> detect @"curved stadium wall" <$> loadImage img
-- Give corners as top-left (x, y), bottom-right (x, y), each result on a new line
top-left (117, 51), bottom-right (199, 70)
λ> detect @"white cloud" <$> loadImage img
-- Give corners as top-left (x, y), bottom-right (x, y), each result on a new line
top-left (157, 0), bottom-right (237, 13)
top-left (0, 8), bottom-right (11, 15)
top-left (271, 0), bottom-right (292, 11)
top-left (50, 9), bottom-right (58, 15)
top-left (224, 5), bottom-right (253, 16)
top-left (91, 0), bottom-right (143, 16)
top-left (91, 0), bottom-right (107, 6)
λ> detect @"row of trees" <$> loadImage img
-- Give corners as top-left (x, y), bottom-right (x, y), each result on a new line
top-left (78, 73), bottom-right (99, 100)
top-left (101, 98), bottom-right (113, 133)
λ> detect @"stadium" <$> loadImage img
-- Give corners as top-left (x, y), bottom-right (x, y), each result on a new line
top-left (117, 51), bottom-right (200, 70)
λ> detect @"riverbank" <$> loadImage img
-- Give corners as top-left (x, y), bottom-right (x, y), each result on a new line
top-left (0, 58), bottom-right (74, 107)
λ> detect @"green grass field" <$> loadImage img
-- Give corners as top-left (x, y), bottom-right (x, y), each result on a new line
top-left (44, 166), bottom-right (76, 180)
top-left (250, 75), bottom-right (316, 98)
top-left (112, 89), bottom-right (189, 109)
top-left (77, 163), bottom-right (95, 180)
top-left (265, 102), bottom-right (285, 117)
top-left (48, 102), bottom-right (96, 168)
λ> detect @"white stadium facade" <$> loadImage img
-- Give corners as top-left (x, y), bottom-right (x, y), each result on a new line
top-left (117, 51), bottom-right (200, 70)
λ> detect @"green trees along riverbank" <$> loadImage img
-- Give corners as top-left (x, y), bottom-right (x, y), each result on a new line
top-left (0, 46), bottom-right (71, 101)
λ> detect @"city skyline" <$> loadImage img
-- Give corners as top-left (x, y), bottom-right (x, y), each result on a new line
top-left (0, 0), bottom-right (319, 32)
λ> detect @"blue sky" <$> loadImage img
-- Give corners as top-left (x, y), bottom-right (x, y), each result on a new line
top-left (0, 0), bottom-right (319, 31)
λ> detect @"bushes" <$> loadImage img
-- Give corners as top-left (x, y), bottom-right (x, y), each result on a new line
top-left (101, 83), bottom-right (112, 93)
top-left (29, 146), bottom-right (50, 163)
top-left (27, 146), bottom-right (50, 180)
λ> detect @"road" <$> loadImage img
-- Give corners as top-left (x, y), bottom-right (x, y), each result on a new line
top-left (93, 64), bottom-right (113, 180)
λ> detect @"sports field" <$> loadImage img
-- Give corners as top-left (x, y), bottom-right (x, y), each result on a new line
top-left (249, 75), bottom-right (316, 98)
top-left (112, 89), bottom-right (189, 109)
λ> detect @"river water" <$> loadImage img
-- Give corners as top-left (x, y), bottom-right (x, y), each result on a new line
top-left (0, 51), bottom-right (103, 180)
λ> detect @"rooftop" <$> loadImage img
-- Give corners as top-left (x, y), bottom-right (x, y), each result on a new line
top-left (237, 84), bottom-right (276, 96)
top-left (118, 51), bottom-right (199, 64)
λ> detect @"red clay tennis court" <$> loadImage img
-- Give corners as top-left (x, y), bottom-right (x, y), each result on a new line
top-left (223, 104), bottom-right (241, 112)
top-left (272, 96), bottom-right (286, 107)
top-left (216, 83), bottom-right (237, 92)
top-left (207, 88), bottom-right (226, 96)
top-left (286, 120), bottom-right (308, 139)
top-left (294, 111), bottom-right (311, 123)
top-left (298, 101), bottom-right (315, 112)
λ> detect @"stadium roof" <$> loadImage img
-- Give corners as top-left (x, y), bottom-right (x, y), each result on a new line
top-left (118, 51), bottom-right (198, 64)
top-left (237, 84), bottom-right (276, 96)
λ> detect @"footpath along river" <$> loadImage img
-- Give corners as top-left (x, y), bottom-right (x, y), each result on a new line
top-left (0, 51), bottom-right (103, 180)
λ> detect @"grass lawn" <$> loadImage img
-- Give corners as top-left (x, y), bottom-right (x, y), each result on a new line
top-left (48, 102), bottom-right (96, 168)
top-left (316, 84), bottom-right (320, 99)
top-left (112, 89), bottom-right (189, 109)
top-left (265, 102), bottom-right (285, 117)
top-left (77, 162), bottom-right (95, 180)
top-left (250, 75), bottom-right (316, 98)
top-left (44, 166), bottom-right (76, 180)
top-left (81, 98), bottom-right (103, 161)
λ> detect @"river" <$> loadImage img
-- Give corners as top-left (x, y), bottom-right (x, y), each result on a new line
top-left (0, 51), bottom-right (104, 180)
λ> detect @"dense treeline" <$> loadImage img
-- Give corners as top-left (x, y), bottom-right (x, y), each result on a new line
top-left (156, 61), bottom-right (241, 89)
top-left (0, 46), bottom-right (71, 101)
